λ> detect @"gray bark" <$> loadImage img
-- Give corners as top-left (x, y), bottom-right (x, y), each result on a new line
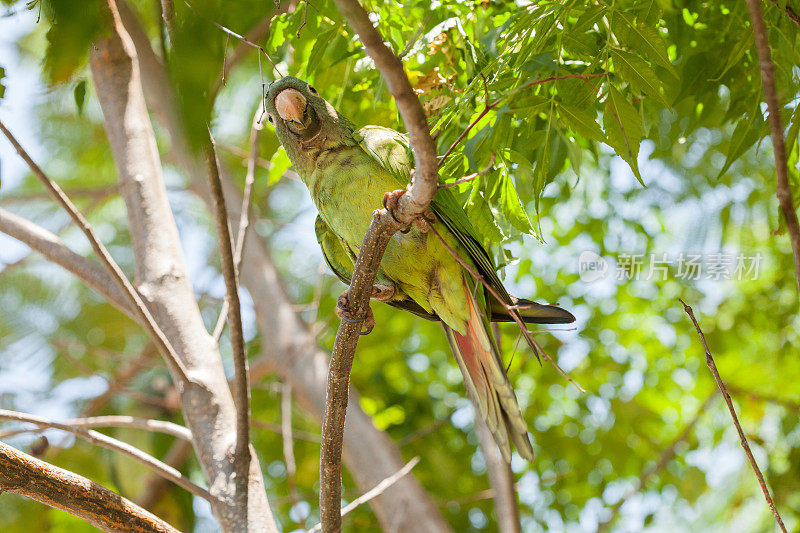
top-left (88, 6), bottom-right (276, 531)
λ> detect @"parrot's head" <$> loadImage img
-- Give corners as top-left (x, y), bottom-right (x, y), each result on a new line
top-left (265, 76), bottom-right (357, 176)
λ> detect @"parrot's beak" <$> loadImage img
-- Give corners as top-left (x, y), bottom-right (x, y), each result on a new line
top-left (275, 88), bottom-right (307, 127)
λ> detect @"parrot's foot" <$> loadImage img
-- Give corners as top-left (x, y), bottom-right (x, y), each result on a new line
top-left (336, 291), bottom-right (375, 335)
top-left (382, 189), bottom-right (436, 233)
top-left (371, 283), bottom-right (395, 302)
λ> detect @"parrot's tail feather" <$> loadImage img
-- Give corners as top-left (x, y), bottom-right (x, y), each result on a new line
top-left (444, 288), bottom-right (534, 462)
top-left (490, 298), bottom-right (575, 324)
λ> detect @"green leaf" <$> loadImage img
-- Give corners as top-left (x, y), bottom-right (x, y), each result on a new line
top-left (558, 103), bottom-right (604, 143)
top-left (500, 174), bottom-right (535, 235)
top-left (268, 147), bottom-right (292, 185)
top-left (466, 184), bottom-right (505, 245)
top-left (0, 66), bottom-right (5, 100)
top-left (785, 104), bottom-right (800, 157)
top-left (610, 48), bottom-right (669, 107)
top-left (717, 113), bottom-right (766, 179)
top-left (613, 13), bottom-right (676, 76)
top-left (306, 27), bottom-right (338, 77)
top-left (604, 85), bottom-right (644, 185)
top-left (73, 80), bottom-right (86, 115)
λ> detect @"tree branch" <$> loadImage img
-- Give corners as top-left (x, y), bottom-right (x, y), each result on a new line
top-left (90, 2), bottom-right (275, 529)
top-left (0, 440), bottom-right (179, 533)
top-left (0, 409), bottom-right (210, 501)
top-left (680, 300), bottom-right (787, 533)
top-left (0, 414), bottom-right (191, 441)
top-left (320, 1), bottom-right (442, 529)
top-left (307, 457), bottom-right (421, 533)
top-left (0, 118), bottom-right (190, 384)
top-left (0, 207), bottom-right (137, 320)
top-left (475, 417), bottom-right (520, 533)
top-left (744, 0), bottom-right (800, 298)
top-left (766, 0), bottom-right (800, 28)
top-left (213, 108), bottom-right (263, 341)
top-left (204, 133), bottom-right (251, 516)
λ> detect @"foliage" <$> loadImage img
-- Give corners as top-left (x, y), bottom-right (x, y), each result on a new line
top-left (0, 0), bottom-right (799, 531)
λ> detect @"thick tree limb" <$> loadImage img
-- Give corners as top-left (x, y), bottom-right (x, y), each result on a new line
top-left (680, 300), bottom-right (787, 532)
top-left (0, 440), bottom-right (179, 533)
top-left (118, 7), bottom-right (450, 529)
top-left (744, 0), bottom-right (800, 297)
top-left (0, 409), bottom-right (210, 500)
top-left (321, 1), bottom-right (441, 529)
top-left (0, 119), bottom-right (189, 383)
top-left (90, 2), bottom-right (275, 530)
top-left (0, 414), bottom-right (191, 441)
top-left (204, 134), bottom-right (252, 516)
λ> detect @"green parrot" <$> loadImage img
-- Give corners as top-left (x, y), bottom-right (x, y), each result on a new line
top-left (264, 76), bottom-right (575, 462)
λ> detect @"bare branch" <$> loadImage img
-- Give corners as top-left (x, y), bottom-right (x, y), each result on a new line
top-left (744, 0), bottom-right (800, 297)
top-left (204, 133), bottom-right (252, 514)
top-left (281, 381), bottom-right (299, 504)
top-left (766, 0), bottom-right (800, 28)
top-left (0, 414), bottom-right (191, 441)
top-left (307, 457), bottom-right (421, 533)
top-left (91, 2), bottom-right (275, 529)
top-left (160, 0), bottom-right (175, 42)
top-left (213, 108), bottom-right (263, 341)
top-left (0, 440), bottom-right (179, 533)
top-left (0, 118), bottom-right (190, 384)
top-left (0, 207), bottom-right (137, 319)
top-left (319, 1), bottom-right (442, 528)
top-left (0, 409), bottom-right (210, 501)
top-left (680, 300), bottom-right (787, 532)
top-left (475, 417), bottom-right (520, 533)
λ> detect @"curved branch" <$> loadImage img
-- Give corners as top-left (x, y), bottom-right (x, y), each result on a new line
top-left (318, 2), bottom-right (441, 530)
top-left (744, 0), bottom-right (800, 297)
top-left (0, 440), bottom-right (179, 533)
top-left (0, 409), bottom-right (211, 501)
top-left (0, 414), bottom-right (191, 441)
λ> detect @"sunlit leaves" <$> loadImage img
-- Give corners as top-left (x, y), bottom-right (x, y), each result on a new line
top-left (604, 85), bottom-right (644, 185)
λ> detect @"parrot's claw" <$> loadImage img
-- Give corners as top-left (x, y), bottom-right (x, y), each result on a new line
top-left (371, 283), bottom-right (395, 302)
top-left (382, 189), bottom-right (436, 233)
top-left (336, 291), bottom-right (376, 335)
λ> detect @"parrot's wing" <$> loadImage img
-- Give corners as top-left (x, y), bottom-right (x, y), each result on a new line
top-left (358, 125), bottom-right (514, 306)
top-left (315, 214), bottom-right (441, 322)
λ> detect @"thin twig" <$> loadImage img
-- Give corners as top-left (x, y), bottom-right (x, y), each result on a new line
top-left (160, 0), bottom-right (175, 43)
top-left (398, 13), bottom-right (432, 59)
top-left (307, 457), bottom-right (420, 533)
top-left (0, 409), bottom-right (211, 501)
top-left (0, 440), bottom-right (180, 532)
top-left (744, 0), bottom-right (800, 298)
top-left (0, 414), bottom-right (191, 441)
top-left (213, 108), bottom-right (263, 341)
top-left (205, 133), bottom-right (251, 514)
top-left (438, 152), bottom-right (495, 189)
top-left (766, 0), bottom-right (800, 28)
top-left (679, 299), bottom-right (787, 533)
top-left (185, 1), bottom-right (283, 77)
top-left (597, 391), bottom-right (716, 532)
top-left (428, 223), bottom-right (584, 392)
top-left (281, 381), bottom-right (299, 504)
top-left (0, 119), bottom-right (190, 384)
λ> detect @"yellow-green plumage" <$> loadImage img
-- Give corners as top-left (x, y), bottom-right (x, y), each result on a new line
top-left (265, 76), bottom-right (574, 462)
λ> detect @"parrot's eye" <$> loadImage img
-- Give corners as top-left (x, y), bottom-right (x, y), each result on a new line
top-left (268, 114), bottom-right (274, 124)
top-left (308, 85), bottom-right (317, 95)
